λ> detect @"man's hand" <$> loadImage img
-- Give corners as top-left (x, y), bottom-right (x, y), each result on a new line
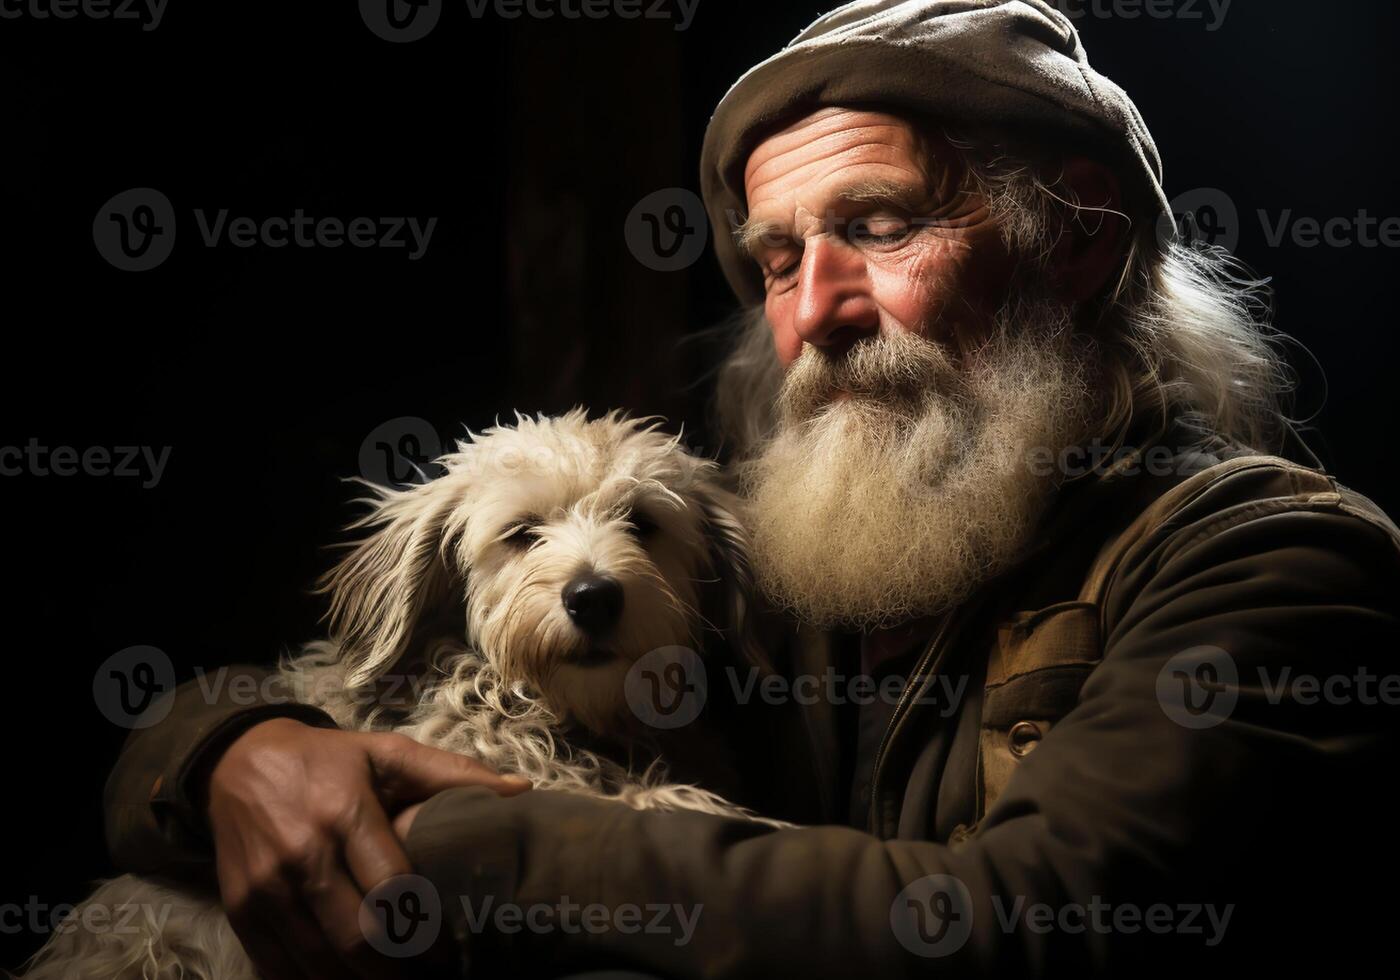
top-left (205, 718), bottom-right (530, 979)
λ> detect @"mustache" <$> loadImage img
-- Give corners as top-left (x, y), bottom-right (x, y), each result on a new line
top-left (777, 331), bottom-right (961, 423)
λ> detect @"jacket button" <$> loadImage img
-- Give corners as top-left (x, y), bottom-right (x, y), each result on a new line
top-left (1009, 721), bottom-right (1042, 757)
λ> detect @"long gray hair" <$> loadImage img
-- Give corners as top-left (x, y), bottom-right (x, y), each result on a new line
top-left (713, 126), bottom-right (1295, 463)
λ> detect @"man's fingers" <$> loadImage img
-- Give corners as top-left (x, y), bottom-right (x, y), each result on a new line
top-left (367, 732), bottom-right (532, 806)
top-left (344, 795), bottom-right (415, 895)
top-left (392, 801), bottom-right (425, 842)
top-left (228, 856), bottom-right (359, 980)
top-left (303, 865), bottom-right (405, 980)
top-left (222, 857), bottom-right (309, 980)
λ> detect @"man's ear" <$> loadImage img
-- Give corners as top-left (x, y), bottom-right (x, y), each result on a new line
top-left (1048, 157), bottom-right (1129, 303)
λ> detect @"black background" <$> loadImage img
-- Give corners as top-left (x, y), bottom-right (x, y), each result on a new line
top-left (3, 0), bottom-right (1399, 969)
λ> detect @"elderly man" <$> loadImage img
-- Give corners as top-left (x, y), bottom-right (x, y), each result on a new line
top-left (103, 1), bottom-right (1400, 976)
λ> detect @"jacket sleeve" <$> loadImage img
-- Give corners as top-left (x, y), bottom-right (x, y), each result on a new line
top-left (401, 498), bottom-right (1400, 977)
top-left (104, 663), bottom-right (338, 879)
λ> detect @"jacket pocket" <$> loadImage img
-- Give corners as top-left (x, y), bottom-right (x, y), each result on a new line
top-left (974, 602), bottom-right (1101, 821)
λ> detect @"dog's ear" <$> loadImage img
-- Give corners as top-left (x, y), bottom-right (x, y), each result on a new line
top-left (318, 480), bottom-right (465, 690)
top-left (691, 477), bottom-right (774, 676)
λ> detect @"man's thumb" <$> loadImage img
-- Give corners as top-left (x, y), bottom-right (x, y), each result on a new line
top-left (366, 732), bottom-right (532, 805)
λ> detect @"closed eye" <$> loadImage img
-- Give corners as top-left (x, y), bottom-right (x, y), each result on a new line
top-left (628, 509), bottom-right (659, 539)
top-left (847, 213), bottom-right (914, 246)
top-left (501, 519), bottom-right (541, 548)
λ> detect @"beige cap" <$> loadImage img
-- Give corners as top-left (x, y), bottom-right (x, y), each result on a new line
top-left (700, 0), bottom-right (1171, 304)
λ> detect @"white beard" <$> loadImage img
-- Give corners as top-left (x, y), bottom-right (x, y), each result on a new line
top-left (737, 297), bottom-right (1098, 631)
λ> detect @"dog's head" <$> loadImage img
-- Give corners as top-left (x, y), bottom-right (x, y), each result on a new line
top-left (320, 410), bottom-right (755, 735)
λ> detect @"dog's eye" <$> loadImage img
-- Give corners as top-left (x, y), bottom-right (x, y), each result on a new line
top-left (501, 520), bottom-right (541, 548)
top-left (627, 510), bottom-right (659, 538)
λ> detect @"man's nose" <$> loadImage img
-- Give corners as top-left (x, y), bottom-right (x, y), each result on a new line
top-left (791, 237), bottom-right (879, 354)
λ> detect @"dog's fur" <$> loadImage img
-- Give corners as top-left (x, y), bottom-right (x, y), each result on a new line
top-left (25, 411), bottom-right (771, 980)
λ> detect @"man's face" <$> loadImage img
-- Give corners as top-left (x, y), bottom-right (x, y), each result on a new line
top-left (740, 106), bottom-right (1018, 370)
top-left (734, 107), bottom-right (1102, 631)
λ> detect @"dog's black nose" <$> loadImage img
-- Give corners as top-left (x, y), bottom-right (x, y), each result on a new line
top-left (562, 574), bottom-right (624, 635)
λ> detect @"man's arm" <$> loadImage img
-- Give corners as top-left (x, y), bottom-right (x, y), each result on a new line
top-left (400, 500), bottom-right (1400, 977)
top-left (103, 664), bottom-right (532, 980)
top-left (103, 664), bottom-right (338, 878)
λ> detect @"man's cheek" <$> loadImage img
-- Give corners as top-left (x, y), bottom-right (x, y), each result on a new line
top-left (868, 259), bottom-right (952, 337)
top-left (878, 242), bottom-right (1003, 345)
top-left (766, 306), bottom-right (805, 367)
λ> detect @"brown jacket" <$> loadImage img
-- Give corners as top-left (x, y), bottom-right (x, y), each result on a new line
top-left (105, 443), bottom-right (1400, 977)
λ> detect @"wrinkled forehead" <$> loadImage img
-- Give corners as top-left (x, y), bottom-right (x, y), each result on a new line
top-left (742, 106), bottom-right (931, 217)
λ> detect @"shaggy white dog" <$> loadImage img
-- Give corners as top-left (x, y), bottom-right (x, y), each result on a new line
top-left (25, 410), bottom-right (771, 980)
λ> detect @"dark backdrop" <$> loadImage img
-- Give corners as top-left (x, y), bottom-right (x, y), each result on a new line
top-left (3, 0), bottom-right (1398, 969)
